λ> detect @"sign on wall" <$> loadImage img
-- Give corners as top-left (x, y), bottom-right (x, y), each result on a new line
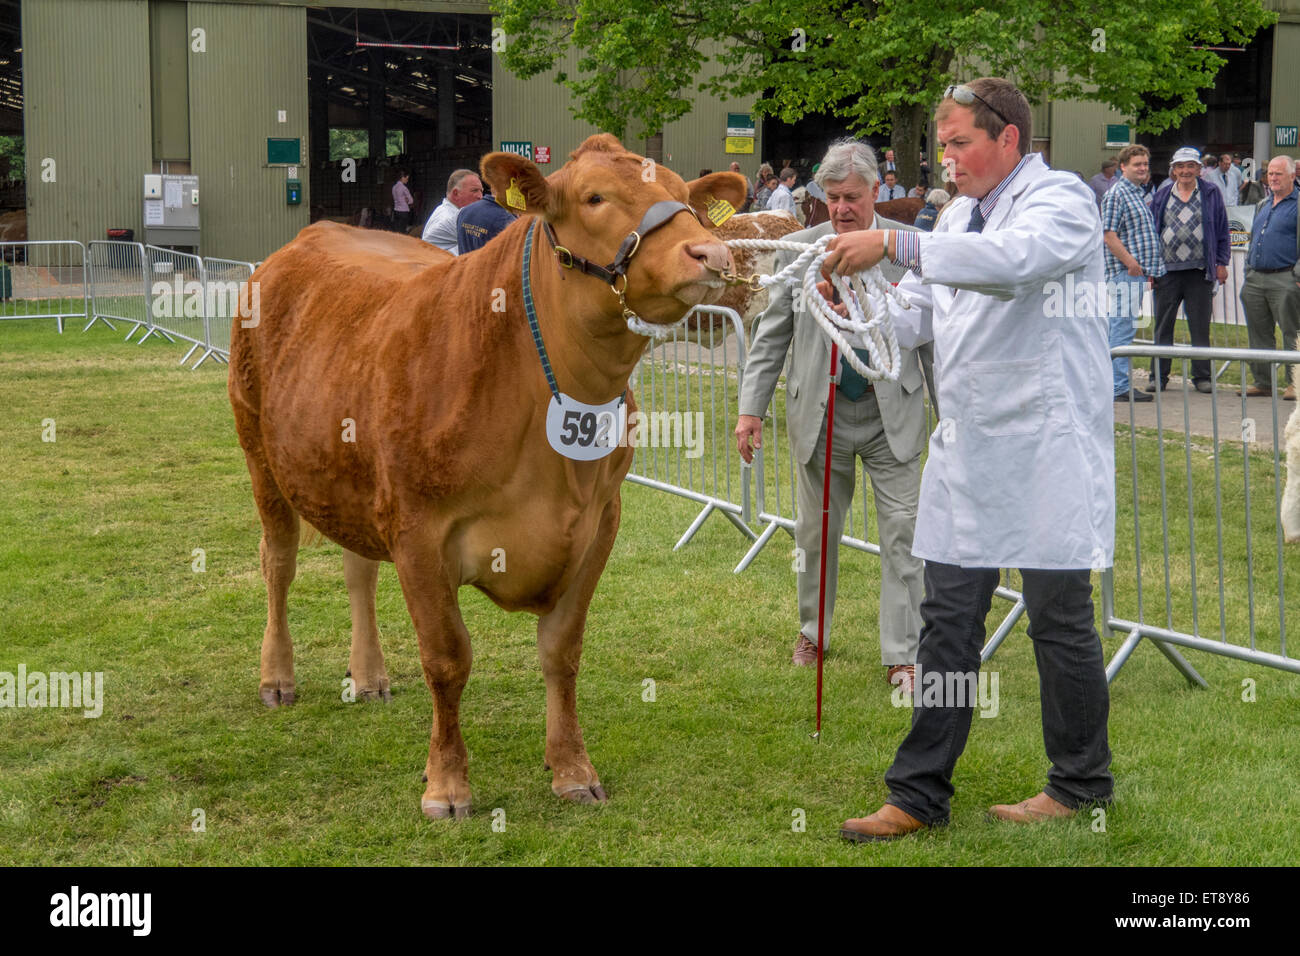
top-left (500, 141), bottom-right (533, 160)
top-left (1275, 126), bottom-right (1298, 148)
top-left (1104, 124), bottom-right (1130, 148)
top-left (725, 113), bottom-right (755, 155)
top-left (535, 146), bottom-right (551, 164)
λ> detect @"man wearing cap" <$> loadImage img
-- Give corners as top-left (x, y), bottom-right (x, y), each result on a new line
top-left (1240, 155), bottom-right (1300, 400)
top-left (1148, 146), bottom-right (1231, 393)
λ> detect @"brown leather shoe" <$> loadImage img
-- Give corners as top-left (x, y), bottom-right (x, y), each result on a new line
top-left (886, 664), bottom-right (915, 696)
top-left (840, 803), bottom-right (928, 842)
top-left (1240, 385), bottom-right (1272, 397)
top-left (792, 635), bottom-right (818, 667)
top-left (988, 791), bottom-right (1076, 823)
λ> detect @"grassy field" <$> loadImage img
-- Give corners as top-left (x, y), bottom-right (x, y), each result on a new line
top-left (1, 317), bottom-right (1297, 866)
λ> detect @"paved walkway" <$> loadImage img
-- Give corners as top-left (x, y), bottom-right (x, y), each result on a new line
top-left (1115, 371), bottom-right (1297, 448)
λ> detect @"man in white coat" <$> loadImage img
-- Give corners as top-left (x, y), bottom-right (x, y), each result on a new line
top-left (820, 77), bottom-right (1116, 841)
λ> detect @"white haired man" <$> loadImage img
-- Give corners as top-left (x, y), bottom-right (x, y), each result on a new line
top-left (736, 138), bottom-right (928, 694)
top-left (421, 169), bottom-right (484, 254)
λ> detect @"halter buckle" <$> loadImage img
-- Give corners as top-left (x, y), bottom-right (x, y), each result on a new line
top-left (554, 246), bottom-right (574, 269)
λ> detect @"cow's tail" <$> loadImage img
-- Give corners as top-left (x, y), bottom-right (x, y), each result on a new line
top-left (299, 519), bottom-right (327, 549)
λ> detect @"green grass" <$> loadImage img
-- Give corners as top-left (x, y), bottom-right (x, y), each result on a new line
top-left (1, 316), bottom-right (1297, 866)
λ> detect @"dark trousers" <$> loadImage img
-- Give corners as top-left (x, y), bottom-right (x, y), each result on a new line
top-left (393, 210), bottom-right (411, 233)
top-left (1150, 269), bottom-right (1214, 385)
top-left (883, 561), bottom-right (1113, 825)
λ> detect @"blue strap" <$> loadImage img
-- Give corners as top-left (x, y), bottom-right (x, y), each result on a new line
top-left (522, 220), bottom-right (562, 404)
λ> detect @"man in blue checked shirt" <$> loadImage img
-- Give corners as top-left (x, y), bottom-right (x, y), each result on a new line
top-left (1100, 144), bottom-right (1165, 402)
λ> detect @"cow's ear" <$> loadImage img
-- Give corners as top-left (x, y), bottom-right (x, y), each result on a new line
top-left (685, 172), bottom-right (749, 227)
top-left (480, 152), bottom-right (553, 218)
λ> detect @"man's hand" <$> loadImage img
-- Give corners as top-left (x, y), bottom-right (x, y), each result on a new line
top-left (1216, 264), bottom-right (1229, 282)
top-left (1126, 259), bottom-right (1143, 277)
top-left (814, 280), bottom-right (849, 318)
top-left (735, 414), bottom-right (763, 464)
top-left (822, 229), bottom-right (887, 277)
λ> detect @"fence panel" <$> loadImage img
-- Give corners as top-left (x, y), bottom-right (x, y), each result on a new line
top-left (625, 305), bottom-right (757, 548)
top-left (1105, 344), bottom-right (1300, 680)
top-left (143, 245), bottom-right (218, 367)
top-left (87, 240), bottom-right (151, 337)
top-left (202, 257), bottom-right (257, 363)
top-left (0, 241), bottom-right (89, 333)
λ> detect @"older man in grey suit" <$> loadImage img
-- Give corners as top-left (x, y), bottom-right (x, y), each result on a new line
top-left (736, 138), bottom-right (928, 693)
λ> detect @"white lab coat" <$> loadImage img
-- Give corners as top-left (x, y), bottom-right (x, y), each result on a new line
top-left (889, 153), bottom-right (1115, 570)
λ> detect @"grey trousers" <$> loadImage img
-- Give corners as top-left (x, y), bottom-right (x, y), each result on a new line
top-left (795, 390), bottom-right (923, 665)
top-left (1241, 269), bottom-right (1300, 387)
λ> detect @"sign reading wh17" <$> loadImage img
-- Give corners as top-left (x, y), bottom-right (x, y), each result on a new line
top-left (500, 141), bottom-right (533, 160)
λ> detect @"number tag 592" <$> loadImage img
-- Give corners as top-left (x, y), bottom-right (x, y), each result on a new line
top-left (545, 393), bottom-right (624, 461)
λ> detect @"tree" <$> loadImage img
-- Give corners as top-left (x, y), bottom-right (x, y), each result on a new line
top-left (491, 0), bottom-right (1276, 191)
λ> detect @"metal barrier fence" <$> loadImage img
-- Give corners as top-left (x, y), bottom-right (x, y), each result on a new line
top-left (143, 245), bottom-right (218, 367)
top-left (0, 241), bottom-right (89, 333)
top-left (625, 305), bottom-right (756, 548)
top-left (87, 240), bottom-right (150, 338)
top-left (1103, 344), bottom-right (1300, 681)
top-left (201, 257), bottom-right (257, 363)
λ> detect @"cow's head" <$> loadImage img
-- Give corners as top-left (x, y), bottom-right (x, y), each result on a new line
top-left (481, 134), bottom-right (746, 327)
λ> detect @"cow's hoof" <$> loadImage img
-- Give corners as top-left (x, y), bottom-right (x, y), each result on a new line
top-left (422, 798), bottom-right (471, 820)
top-left (556, 783), bottom-right (608, 805)
top-left (259, 683), bottom-right (296, 708)
top-left (356, 679), bottom-right (392, 702)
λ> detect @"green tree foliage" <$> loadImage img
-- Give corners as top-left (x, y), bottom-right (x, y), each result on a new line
top-left (492, 0), bottom-right (1276, 188)
top-left (328, 129), bottom-right (406, 162)
top-left (0, 135), bottom-right (25, 182)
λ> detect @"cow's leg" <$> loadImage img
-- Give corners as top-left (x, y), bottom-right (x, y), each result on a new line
top-left (343, 549), bottom-right (391, 701)
top-left (536, 496), bottom-right (620, 804)
top-left (250, 472), bottom-right (300, 708)
top-left (392, 542), bottom-right (473, 820)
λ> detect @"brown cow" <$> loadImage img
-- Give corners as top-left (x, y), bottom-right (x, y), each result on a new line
top-left (229, 135), bottom-right (745, 819)
top-left (874, 197), bottom-right (925, 226)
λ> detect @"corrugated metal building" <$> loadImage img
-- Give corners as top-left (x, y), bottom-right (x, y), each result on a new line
top-left (16, 0), bottom-right (1300, 261)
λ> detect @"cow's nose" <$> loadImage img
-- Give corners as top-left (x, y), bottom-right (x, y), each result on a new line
top-left (685, 240), bottom-right (733, 275)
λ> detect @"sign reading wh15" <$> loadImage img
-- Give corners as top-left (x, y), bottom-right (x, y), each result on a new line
top-left (500, 141), bottom-right (532, 161)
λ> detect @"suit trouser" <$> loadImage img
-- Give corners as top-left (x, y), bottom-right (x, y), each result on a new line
top-left (795, 389), bottom-right (923, 665)
top-left (883, 562), bottom-right (1113, 825)
top-left (1241, 270), bottom-right (1300, 388)
top-left (1151, 269), bottom-right (1214, 385)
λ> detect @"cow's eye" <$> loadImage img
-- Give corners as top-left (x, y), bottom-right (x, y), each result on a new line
top-left (587, 194), bottom-right (603, 205)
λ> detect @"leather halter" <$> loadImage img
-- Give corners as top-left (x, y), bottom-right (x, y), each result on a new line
top-left (540, 200), bottom-right (700, 292)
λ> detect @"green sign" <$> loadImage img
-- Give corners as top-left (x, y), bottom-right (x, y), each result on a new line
top-left (726, 112), bottom-right (755, 138)
top-left (1104, 124), bottom-right (1130, 148)
top-left (266, 138), bottom-right (301, 165)
top-left (1276, 126), bottom-right (1298, 148)
top-left (500, 141), bottom-right (533, 160)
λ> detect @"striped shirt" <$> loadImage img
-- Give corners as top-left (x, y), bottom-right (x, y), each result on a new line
top-left (1100, 175), bottom-right (1166, 280)
top-left (890, 153), bottom-right (1035, 274)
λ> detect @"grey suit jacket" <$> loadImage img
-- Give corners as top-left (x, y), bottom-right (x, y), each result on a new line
top-left (739, 215), bottom-right (927, 466)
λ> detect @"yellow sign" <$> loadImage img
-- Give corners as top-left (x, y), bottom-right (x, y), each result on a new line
top-left (725, 136), bottom-right (755, 155)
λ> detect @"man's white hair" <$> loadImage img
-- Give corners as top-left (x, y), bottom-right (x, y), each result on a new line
top-left (925, 189), bottom-right (951, 207)
top-left (815, 138), bottom-right (880, 190)
top-left (1269, 155), bottom-right (1297, 177)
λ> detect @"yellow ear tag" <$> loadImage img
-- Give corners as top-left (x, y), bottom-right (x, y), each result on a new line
top-left (505, 178), bottom-right (527, 211)
top-left (705, 196), bottom-right (735, 226)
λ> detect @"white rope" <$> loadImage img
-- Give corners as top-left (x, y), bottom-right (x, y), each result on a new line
top-left (722, 235), bottom-right (911, 382)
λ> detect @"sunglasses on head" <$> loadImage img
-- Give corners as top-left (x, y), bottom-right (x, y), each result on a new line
top-left (944, 84), bottom-right (1014, 130)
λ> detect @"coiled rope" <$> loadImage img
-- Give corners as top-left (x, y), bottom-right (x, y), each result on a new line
top-left (628, 234), bottom-right (912, 385)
